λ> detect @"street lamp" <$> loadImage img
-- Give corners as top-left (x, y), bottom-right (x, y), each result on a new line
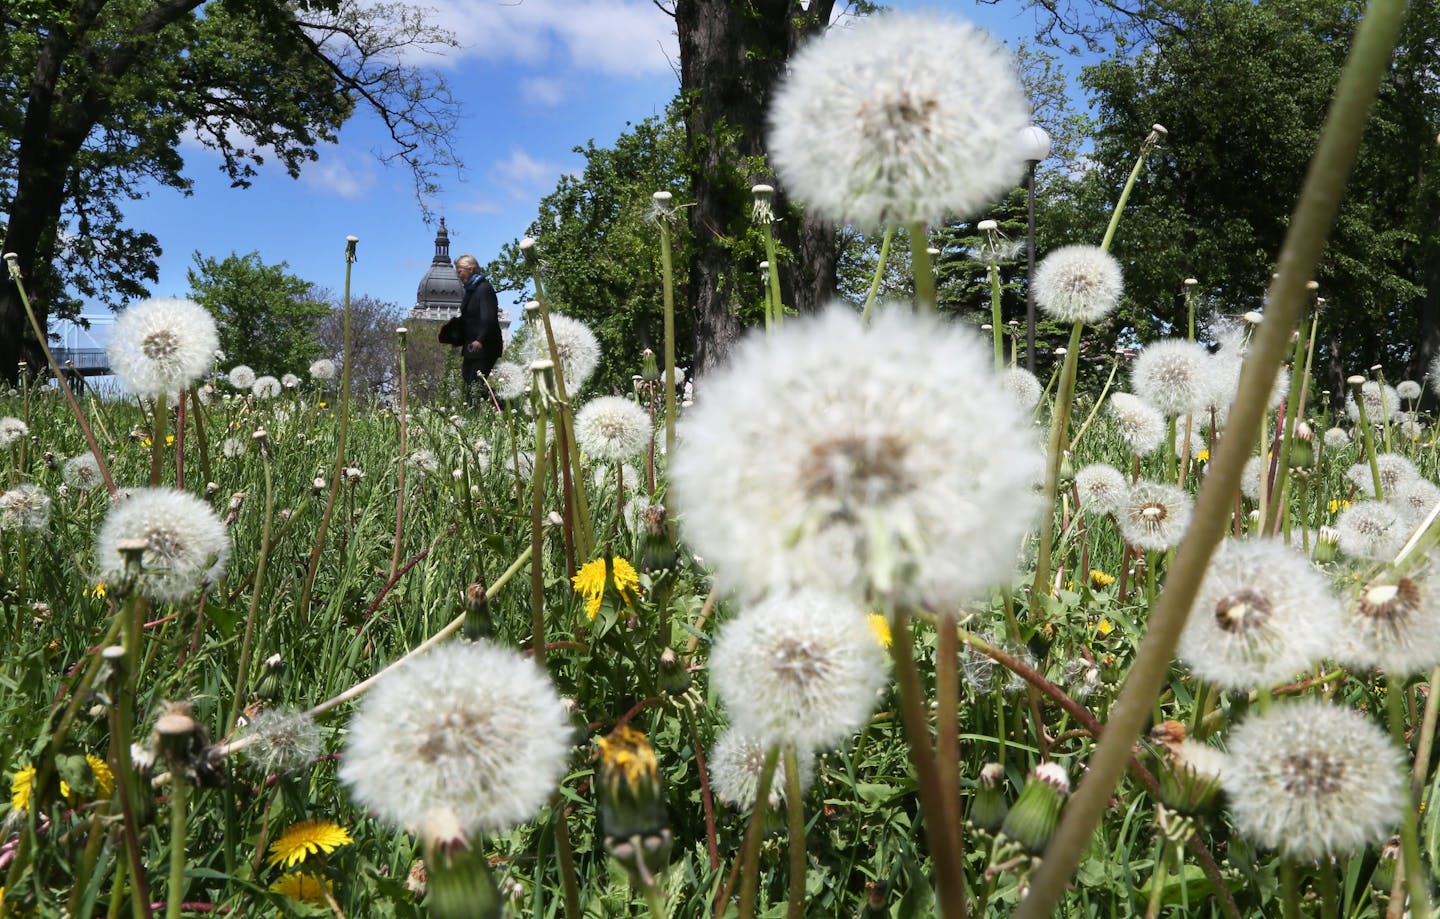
top-left (1016, 124), bottom-right (1052, 373)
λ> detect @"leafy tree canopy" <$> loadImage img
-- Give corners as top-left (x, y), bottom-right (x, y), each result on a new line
top-left (187, 251), bottom-right (329, 375)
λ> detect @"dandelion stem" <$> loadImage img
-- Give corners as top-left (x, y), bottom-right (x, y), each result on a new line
top-left (1032, 321), bottom-right (1084, 603)
top-left (659, 208), bottom-right (679, 462)
top-left (530, 387), bottom-right (550, 662)
top-left (1014, 1), bottom-right (1409, 908)
top-left (166, 775), bottom-right (188, 919)
top-left (1351, 376), bottom-right (1385, 500)
top-left (226, 436), bottom-right (274, 735)
top-left (908, 223), bottom-right (937, 312)
top-left (737, 747), bottom-right (779, 919)
top-left (862, 227), bottom-right (895, 322)
top-left (1099, 127), bottom-right (1162, 254)
top-left (1280, 860), bottom-right (1301, 919)
top-left (784, 744), bottom-right (807, 919)
top-left (390, 329), bottom-right (409, 582)
top-left (762, 217), bottom-right (785, 329)
top-left (1387, 673), bottom-right (1432, 919)
top-left (988, 257), bottom-right (1004, 373)
top-left (1265, 313), bottom-right (1313, 534)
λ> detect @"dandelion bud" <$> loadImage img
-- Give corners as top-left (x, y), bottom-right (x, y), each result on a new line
top-left (154, 706), bottom-right (200, 768)
top-left (999, 761), bottom-right (1070, 855)
top-left (464, 581), bottom-right (493, 641)
top-left (657, 647), bottom-right (691, 696)
top-left (598, 726), bottom-right (672, 885)
top-left (228, 492), bottom-right (245, 515)
top-left (421, 810), bottom-right (503, 919)
top-left (255, 654), bottom-right (286, 703)
top-left (1346, 374), bottom-right (1366, 388)
top-left (1313, 526), bottom-right (1340, 563)
top-left (311, 477), bottom-right (326, 495)
top-left (969, 762), bottom-right (1009, 833)
top-left (1146, 123), bottom-right (1168, 146)
top-left (640, 349), bottom-right (660, 383)
top-left (639, 503), bottom-right (676, 573)
top-left (345, 466), bottom-right (363, 484)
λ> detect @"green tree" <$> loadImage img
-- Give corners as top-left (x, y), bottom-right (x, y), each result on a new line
top-left (188, 251), bottom-right (329, 375)
top-left (489, 111), bottom-right (695, 396)
top-left (0, 0), bottom-right (458, 382)
top-left (1043, 0), bottom-right (1438, 389)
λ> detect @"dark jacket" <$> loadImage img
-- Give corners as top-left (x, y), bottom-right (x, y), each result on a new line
top-left (461, 273), bottom-right (503, 375)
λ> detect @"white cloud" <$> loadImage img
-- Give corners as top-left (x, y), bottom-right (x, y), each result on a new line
top-left (453, 197), bottom-right (504, 215)
top-left (488, 148), bottom-right (567, 196)
top-left (431, 0), bottom-right (677, 77)
top-left (519, 75), bottom-right (569, 107)
top-left (301, 154), bottom-right (378, 199)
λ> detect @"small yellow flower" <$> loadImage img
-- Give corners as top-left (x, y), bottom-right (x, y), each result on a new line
top-left (1089, 569), bottom-right (1116, 588)
top-left (571, 557), bottom-right (641, 620)
top-left (318, 402), bottom-right (328, 408)
top-left (139, 436), bottom-right (152, 448)
top-left (86, 582), bottom-right (107, 599)
top-left (266, 820), bottom-right (354, 869)
top-left (1095, 618), bottom-right (1115, 637)
top-left (866, 613), bottom-right (892, 648)
top-left (10, 754), bottom-right (112, 811)
top-left (10, 765), bottom-right (36, 812)
top-left (271, 872), bottom-right (333, 905)
top-left (1328, 499), bottom-right (1353, 514)
top-left (1195, 449), bottom-right (1210, 463)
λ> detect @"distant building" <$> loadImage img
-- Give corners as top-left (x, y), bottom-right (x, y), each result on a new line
top-left (407, 219), bottom-right (511, 340)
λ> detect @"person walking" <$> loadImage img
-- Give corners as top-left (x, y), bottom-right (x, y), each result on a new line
top-left (456, 253), bottom-right (502, 403)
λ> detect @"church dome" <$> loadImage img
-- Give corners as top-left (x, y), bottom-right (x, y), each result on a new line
top-left (412, 218), bottom-right (463, 320)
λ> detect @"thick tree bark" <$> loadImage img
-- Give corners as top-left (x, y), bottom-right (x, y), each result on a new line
top-left (674, 0), bottom-right (837, 377)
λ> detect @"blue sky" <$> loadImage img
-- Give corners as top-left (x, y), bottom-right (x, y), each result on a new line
top-left (67, 0), bottom-right (1068, 350)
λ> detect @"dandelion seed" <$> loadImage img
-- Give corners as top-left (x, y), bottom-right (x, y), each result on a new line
top-left (339, 641), bottom-right (571, 836)
top-left (1397, 380), bottom-right (1422, 402)
top-left (95, 487), bottom-right (230, 602)
top-left (1223, 698), bottom-right (1405, 862)
top-left (1003, 366), bottom-right (1043, 411)
top-left (1118, 480), bottom-right (1192, 551)
top-left (488, 361), bottom-right (528, 401)
top-left (1323, 427), bottom-right (1350, 449)
top-left (309, 358), bottom-right (337, 382)
top-left (242, 707), bottom-right (323, 776)
top-left (575, 397), bottom-right (652, 462)
top-left (106, 297), bottom-right (219, 398)
top-left (0, 484), bottom-right (51, 532)
top-left (1345, 454), bottom-right (1418, 499)
top-left (1176, 538), bottom-right (1341, 690)
top-left (1337, 574), bottom-right (1440, 677)
top-left (1032, 245), bottom-right (1124, 324)
top-left (1107, 393), bottom-right (1166, 456)
top-left (1131, 339), bottom-right (1213, 417)
top-left (1388, 478), bottom-right (1440, 529)
top-left (708, 729), bottom-right (815, 810)
top-left (0, 417), bottom-right (28, 448)
top-left (671, 306), bottom-right (1041, 607)
top-left (252, 375), bottom-right (282, 399)
top-left (766, 12), bottom-right (1029, 229)
top-left (1074, 464), bottom-right (1128, 517)
top-left (228, 365), bottom-right (257, 390)
top-left (519, 314), bottom-right (601, 393)
top-left (709, 590), bottom-right (889, 752)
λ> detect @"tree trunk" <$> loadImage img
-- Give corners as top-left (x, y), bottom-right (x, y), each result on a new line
top-left (674, 0), bottom-right (837, 377)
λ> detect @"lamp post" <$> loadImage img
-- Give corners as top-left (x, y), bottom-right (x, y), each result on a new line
top-left (1017, 124), bottom-right (1052, 373)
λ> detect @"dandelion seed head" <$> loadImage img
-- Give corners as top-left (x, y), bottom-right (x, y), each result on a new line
top-left (1333, 501), bottom-right (1405, 562)
top-left (1107, 393), bottom-right (1166, 456)
top-left (1131, 339), bottom-right (1213, 416)
top-left (1222, 698), bottom-right (1405, 862)
top-left (95, 487), bottom-right (229, 602)
top-left (1033, 245), bottom-right (1124, 324)
top-left (1003, 366), bottom-right (1043, 411)
top-left (1119, 480), bottom-right (1192, 551)
top-left (107, 298), bottom-right (219, 399)
top-left (1337, 575), bottom-right (1440, 677)
top-left (252, 376), bottom-right (282, 400)
top-left (1323, 427), bottom-right (1350, 449)
top-left (1398, 380), bottom-right (1422, 401)
top-left (0, 484), bottom-right (51, 532)
top-left (1074, 464), bottom-right (1128, 517)
top-left (671, 306), bottom-right (1041, 606)
top-left (488, 361), bottom-right (529, 401)
top-left (766, 12), bottom-right (1029, 229)
top-left (242, 707), bottom-right (323, 776)
top-left (708, 729), bottom-right (815, 810)
top-left (228, 365), bottom-right (257, 390)
top-left (309, 358), bottom-right (337, 382)
top-left (407, 450), bottom-right (439, 475)
top-left (1345, 454), bottom-right (1418, 499)
top-left (1177, 538), bottom-right (1340, 690)
top-left (519, 314), bottom-right (601, 393)
top-left (575, 397), bottom-right (652, 462)
top-left (339, 640), bottom-right (571, 836)
top-left (709, 591), bottom-right (889, 752)
top-left (1389, 478), bottom-right (1440, 529)
top-left (62, 453), bottom-right (103, 490)
top-left (0, 417), bottom-right (28, 449)
top-left (1345, 381), bottom-right (1399, 425)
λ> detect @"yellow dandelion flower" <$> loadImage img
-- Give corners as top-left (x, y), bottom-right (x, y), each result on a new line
top-left (1096, 618), bottom-right (1115, 637)
top-left (165, 435), bottom-right (175, 446)
top-left (1089, 569), bottom-right (1116, 588)
top-left (271, 872), bottom-right (333, 905)
top-left (140, 436), bottom-right (153, 448)
top-left (86, 754), bottom-right (114, 800)
top-left (319, 402), bottom-right (328, 408)
top-left (87, 582), bottom-right (107, 599)
top-left (571, 557), bottom-right (641, 620)
top-left (12, 753), bottom-right (114, 811)
top-left (10, 765), bottom-right (36, 812)
top-left (1196, 449), bottom-right (1210, 462)
top-left (266, 820), bottom-right (354, 869)
top-left (866, 613), bottom-right (892, 648)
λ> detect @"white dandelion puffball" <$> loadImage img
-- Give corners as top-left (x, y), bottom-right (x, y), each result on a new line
top-left (280, 373), bottom-right (300, 389)
top-left (251, 375), bottom-right (281, 400)
top-left (407, 449), bottom-right (439, 475)
top-left (1033, 245), bottom-right (1124, 324)
top-left (62, 453), bottom-right (103, 490)
top-left (1240, 455), bottom-right (1268, 502)
top-left (95, 487), bottom-right (230, 602)
top-left (1223, 699), bottom-right (1405, 862)
top-left (488, 361), bottom-right (529, 401)
top-left (708, 590), bottom-right (889, 752)
top-left (1345, 381), bottom-right (1398, 425)
top-left (309, 358), bottom-right (337, 382)
top-left (1323, 427), bottom-right (1350, 449)
top-left (766, 12), bottom-right (1029, 229)
top-left (0, 417), bottom-right (28, 449)
top-left (1176, 538), bottom-right (1341, 691)
top-left (709, 728), bottom-right (816, 810)
top-left (1074, 464), bottom-right (1129, 517)
top-left (1131, 339), bottom-right (1213, 417)
top-left (1333, 501), bottom-right (1405, 562)
top-left (227, 365), bottom-right (257, 390)
top-left (1003, 366), bottom-right (1043, 411)
top-left (340, 640), bottom-right (571, 835)
top-left (519, 314), bottom-right (601, 393)
top-left (1430, 354), bottom-right (1440, 400)
top-left (0, 484), bottom-right (52, 532)
top-left (106, 297), bottom-right (219, 399)
top-left (1344, 453), bottom-right (1418, 499)
top-left (1337, 574), bottom-right (1440, 677)
top-left (1389, 478), bottom-right (1440, 529)
top-left (671, 306), bottom-right (1042, 606)
top-left (1397, 380), bottom-right (1422, 401)
top-left (242, 707), bottom-right (323, 777)
top-left (1118, 480), bottom-right (1192, 551)
top-left (575, 396), bottom-right (652, 462)
top-left (1108, 393), bottom-right (1165, 456)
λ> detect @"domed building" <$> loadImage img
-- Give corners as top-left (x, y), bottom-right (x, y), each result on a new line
top-left (409, 218), bottom-right (464, 322)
